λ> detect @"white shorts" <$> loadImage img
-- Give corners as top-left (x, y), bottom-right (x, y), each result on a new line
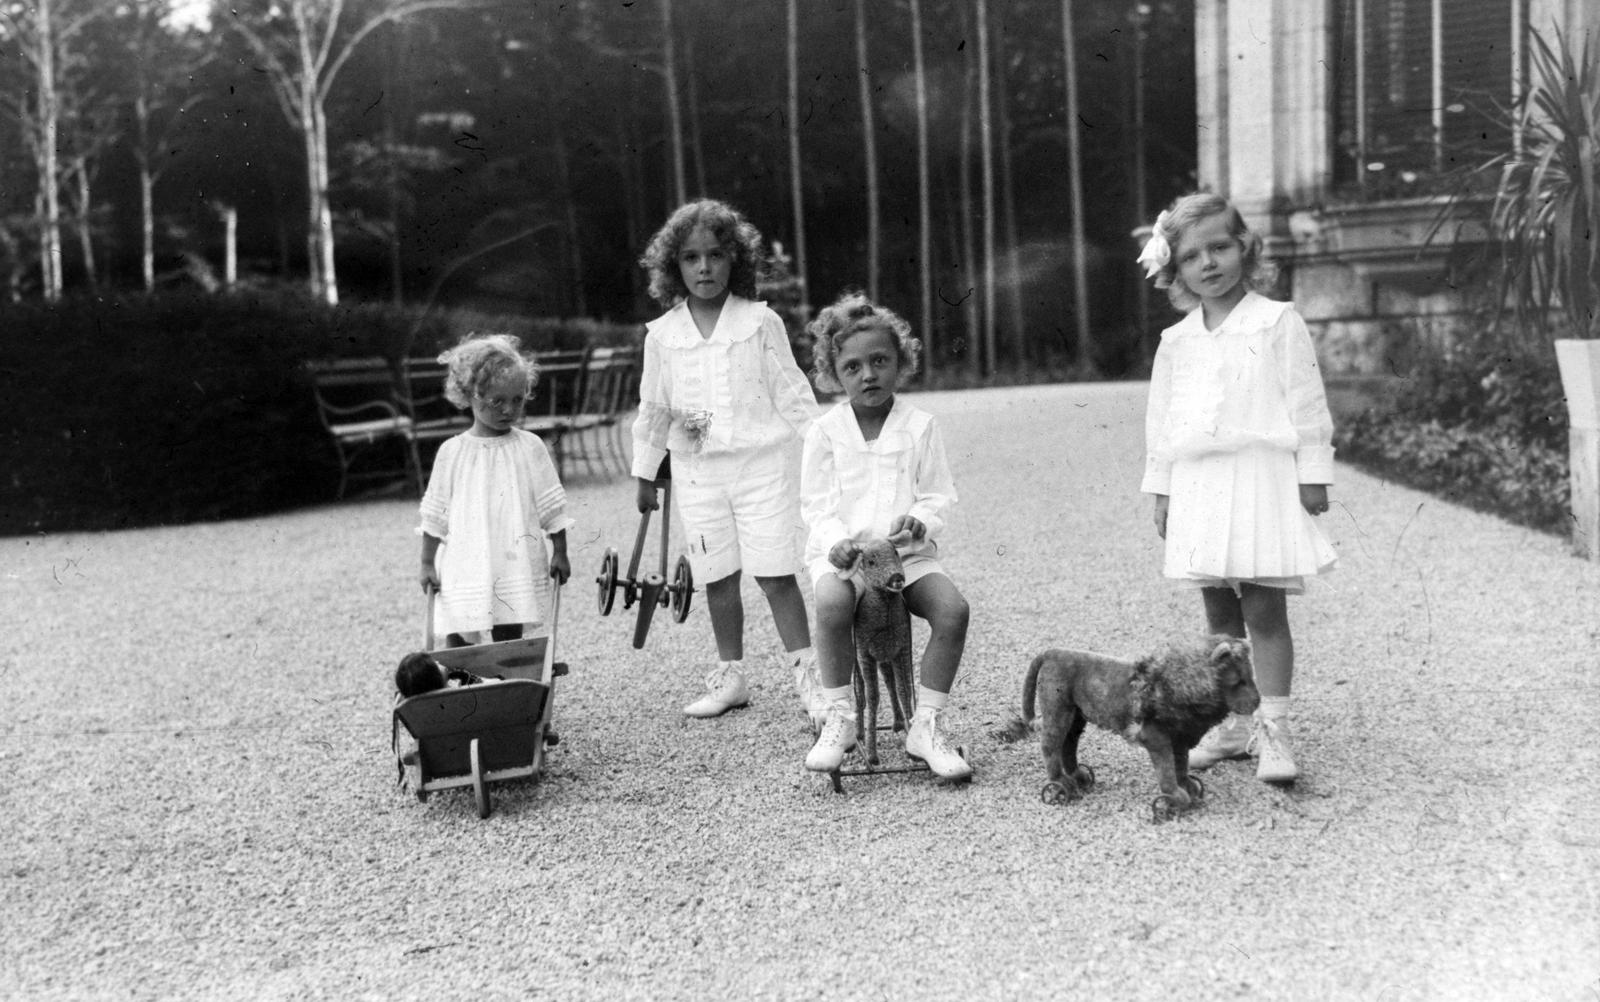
top-left (674, 446), bottom-right (804, 582)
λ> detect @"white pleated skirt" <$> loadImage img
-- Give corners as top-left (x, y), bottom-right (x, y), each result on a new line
top-left (1163, 445), bottom-right (1337, 593)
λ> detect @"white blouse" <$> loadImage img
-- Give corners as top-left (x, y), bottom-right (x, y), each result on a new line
top-left (801, 398), bottom-right (956, 564)
top-left (1142, 293), bottom-right (1336, 495)
top-left (630, 295), bottom-right (819, 480)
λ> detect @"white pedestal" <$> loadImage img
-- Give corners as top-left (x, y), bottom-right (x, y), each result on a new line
top-left (1555, 339), bottom-right (1600, 560)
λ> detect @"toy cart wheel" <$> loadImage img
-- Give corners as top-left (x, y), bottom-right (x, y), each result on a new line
top-left (1040, 781), bottom-right (1072, 806)
top-left (1074, 764), bottom-right (1096, 790)
top-left (670, 555), bottom-right (694, 623)
top-left (470, 739), bottom-right (491, 819)
top-left (596, 548), bottom-right (619, 616)
top-left (1182, 775), bottom-right (1205, 801)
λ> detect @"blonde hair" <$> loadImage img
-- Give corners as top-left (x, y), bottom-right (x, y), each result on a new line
top-left (1152, 192), bottom-right (1275, 312)
top-left (437, 333), bottom-right (540, 409)
top-left (806, 292), bottom-right (922, 393)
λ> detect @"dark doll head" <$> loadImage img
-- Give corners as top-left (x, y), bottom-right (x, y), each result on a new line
top-left (436, 332), bottom-right (541, 411)
top-left (1142, 192), bottom-right (1274, 312)
top-left (639, 199), bottom-right (767, 307)
top-left (806, 292), bottom-right (923, 394)
top-left (395, 651), bottom-right (447, 698)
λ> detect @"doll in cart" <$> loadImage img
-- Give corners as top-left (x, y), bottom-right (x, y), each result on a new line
top-left (393, 332), bottom-right (574, 818)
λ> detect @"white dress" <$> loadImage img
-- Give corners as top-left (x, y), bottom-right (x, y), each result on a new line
top-left (801, 398), bottom-right (956, 585)
top-left (1141, 293), bottom-right (1338, 591)
top-left (419, 428), bottom-right (575, 637)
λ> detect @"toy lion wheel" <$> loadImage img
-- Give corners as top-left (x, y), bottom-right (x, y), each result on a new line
top-left (670, 554), bottom-right (694, 623)
top-left (1181, 775), bottom-right (1205, 801)
top-left (1040, 781), bottom-right (1072, 806)
top-left (1073, 764), bottom-right (1096, 790)
top-left (1150, 794), bottom-right (1179, 824)
top-left (596, 548), bottom-right (619, 616)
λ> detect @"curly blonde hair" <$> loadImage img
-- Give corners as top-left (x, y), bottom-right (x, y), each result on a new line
top-left (806, 292), bottom-right (923, 394)
top-left (436, 333), bottom-right (540, 410)
top-left (638, 199), bottom-right (768, 307)
top-left (1151, 193), bottom-right (1276, 312)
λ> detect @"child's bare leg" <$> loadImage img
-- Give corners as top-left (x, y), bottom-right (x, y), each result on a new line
top-left (1239, 582), bottom-right (1297, 781)
top-left (1239, 583), bottom-right (1292, 697)
top-left (900, 572), bottom-right (972, 779)
top-left (812, 574), bottom-right (856, 689)
top-left (1189, 585), bottom-right (1253, 769)
top-left (754, 574), bottom-right (812, 652)
top-left (705, 571), bottom-right (744, 661)
top-left (1201, 586), bottom-right (1245, 638)
top-left (903, 573), bottom-right (968, 694)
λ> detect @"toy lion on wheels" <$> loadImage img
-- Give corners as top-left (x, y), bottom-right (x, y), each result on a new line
top-left (1002, 636), bottom-right (1259, 822)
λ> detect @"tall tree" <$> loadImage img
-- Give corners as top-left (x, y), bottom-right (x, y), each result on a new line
top-left (1060, 0), bottom-right (1090, 365)
top-left (977, 0), bottom-right (996, 373)
top-left (909, 0), bottom-right (933, 377)
top-left (120, 0), bottom-right (206, 292)
top-left (0, 0), bottom-right (101, 299)
top-left (660, 0), bottom-right (686, 205)
top-left (994, 3), bottom-right (1025, 358)
top-left (786, 0), bottom-right (809, 319)
top-left (854, 0), bottom-right (879, 300)
top-left (227, 0), bottom-right (473, 306)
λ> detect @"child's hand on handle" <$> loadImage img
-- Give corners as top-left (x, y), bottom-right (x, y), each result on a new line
top-left (547, 528), bottom-right (571, 584)
top-left (1153, 494), bottom-right (1170, 539)
top-left (828, 539), bottom-right (860, 570)
top-left (420, 565), bottom-right (441, 593)
top-left (1300, 484), bottom-right (1330, 517)
top-left (548, 552), bottom-right (571, 584)
top-left (635, 477), bottom-right (660, 514)
top-left (888, 515), bottom-right (925, 542)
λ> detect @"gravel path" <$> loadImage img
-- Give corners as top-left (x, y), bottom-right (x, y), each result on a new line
top-left (5, 382), bottom-right (1598, 1002)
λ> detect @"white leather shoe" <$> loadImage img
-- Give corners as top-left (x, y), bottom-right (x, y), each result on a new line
top-left (682, 665), bottom-right (750, 718)
top-left (805, 701), bottom-right (858, 771)
top-left (905, 707), bottom-right (972, 780)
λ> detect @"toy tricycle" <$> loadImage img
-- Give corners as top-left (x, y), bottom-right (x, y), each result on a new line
top-left (392, 582), bottom-right (566, 819)
top-left (596, 455), bottom-right (695, 648)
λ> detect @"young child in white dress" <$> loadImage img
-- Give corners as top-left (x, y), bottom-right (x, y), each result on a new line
top-left (632, 199), bottom-right (821, 718)
top-left (418, 334), bottom-right (573, 647)
top-left (799, 293), bottom-right (972, 780)
top-left (1138, 192), bottom-right (1337, 783)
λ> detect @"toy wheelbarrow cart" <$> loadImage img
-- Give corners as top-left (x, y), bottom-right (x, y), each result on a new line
top-left (596, 454), bottom-right (695, 648)
top-left (392, 581), bottom-right (567, 819)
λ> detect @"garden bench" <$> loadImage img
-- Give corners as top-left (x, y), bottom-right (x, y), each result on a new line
top-left (306, 358), bottom-right (419, 498)
top-left (398, 348), bottom-right (593, 480)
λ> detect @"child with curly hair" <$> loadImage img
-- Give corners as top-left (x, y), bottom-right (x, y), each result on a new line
top-left (799, 293), bottom-right (971, 779)
top-left (419, 333), bottom-right (573, 647)
top-left (632, 198), bottom-right (821, 719)
top-left (1137, 192), bottom-right (1338, 783)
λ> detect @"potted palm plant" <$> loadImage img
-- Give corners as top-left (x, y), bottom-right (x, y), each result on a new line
top-left (1476, 29), bottom-right (1600, 557)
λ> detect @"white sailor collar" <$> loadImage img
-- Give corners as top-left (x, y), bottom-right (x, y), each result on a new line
top-left (820, 395), bottom-right (931, 449)
top-left (1178, 292), bottom-right (1292, 337)
top-left (648, 295), bottom-right (770, 349)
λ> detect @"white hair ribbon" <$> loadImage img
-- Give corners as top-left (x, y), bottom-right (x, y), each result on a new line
top-left (1136, 209), bottom-right (1172, 280)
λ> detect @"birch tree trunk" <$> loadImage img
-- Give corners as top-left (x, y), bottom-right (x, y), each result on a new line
top-left (854, 0), bottom-right (880, 300)
top-left (686, 34), bottom-right (707, 197)
top-left (35, 0), bottom-right (63, 300)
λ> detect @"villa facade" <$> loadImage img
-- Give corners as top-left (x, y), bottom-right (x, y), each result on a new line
top-left (1195, 0), bottom-right (1597, 373)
